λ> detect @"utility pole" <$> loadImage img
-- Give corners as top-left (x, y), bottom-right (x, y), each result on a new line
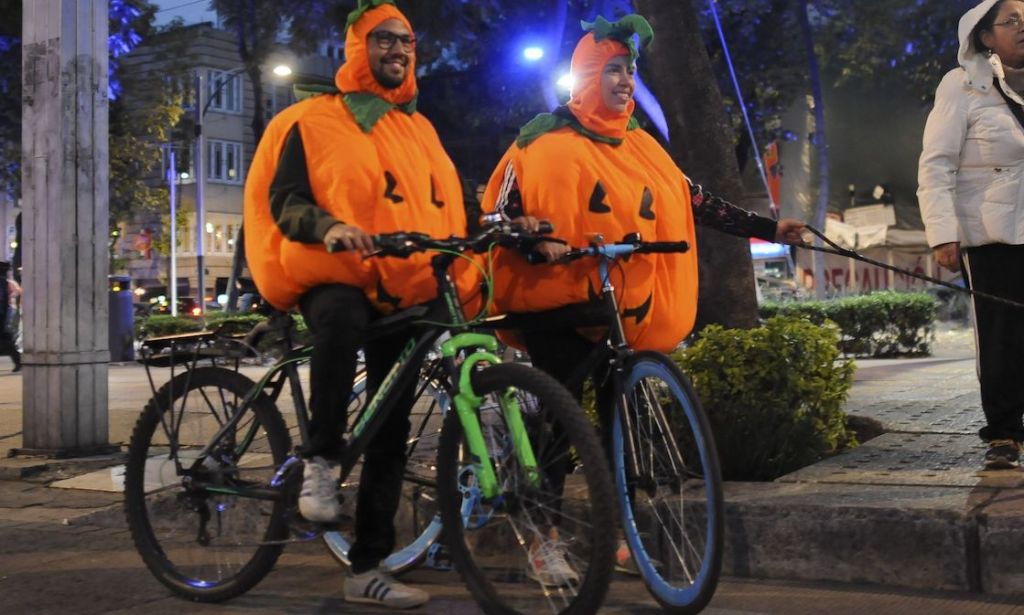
top-left (19, 0), bottom-right (113, 455)
top-left (193, 71), bottom-right (206, 314)
top-left (166, 147), bottom-right (178, 316)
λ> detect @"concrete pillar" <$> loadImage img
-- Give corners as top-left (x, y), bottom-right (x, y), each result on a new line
top-left (19, 0), bottom-right (112, 456)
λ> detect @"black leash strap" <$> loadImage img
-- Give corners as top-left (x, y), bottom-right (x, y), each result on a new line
top-left (799, 225), bottom-right (1024, 311)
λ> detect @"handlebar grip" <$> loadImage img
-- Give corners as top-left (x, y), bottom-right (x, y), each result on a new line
top-left (326, 240), bottom-right (343, 254)
top-left (525, 251), bottom-right (548, 265)
top-left (537, 221), bottom-right (554, 235)
top-left (637, 241), bottom-right (690, 254)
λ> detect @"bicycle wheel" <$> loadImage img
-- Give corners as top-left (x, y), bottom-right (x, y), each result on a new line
top-left (437, 362), bottom-right (616, 615)
top-left (614, 351), bottom-right (723, 613)
top-left (124, 367), bottom-right (291, 602)
top-left (323, 364), bottom-right (455, 574)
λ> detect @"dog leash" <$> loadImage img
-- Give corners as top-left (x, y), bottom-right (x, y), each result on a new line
top-left (797, 225), bottom-right (1024, 311)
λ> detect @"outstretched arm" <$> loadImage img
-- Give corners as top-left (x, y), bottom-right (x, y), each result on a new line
top-left (687, 178), bottom-right (804, 244)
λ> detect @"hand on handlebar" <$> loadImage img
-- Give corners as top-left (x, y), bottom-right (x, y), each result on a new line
top-left (324, 223), bottom-right (374, 255)
top-left (533, 241), bottom-right (572, 263)
top-left (507, 216), bottom-right (567, 262)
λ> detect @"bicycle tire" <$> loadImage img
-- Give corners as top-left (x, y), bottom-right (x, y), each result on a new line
top-left (124, 367), bottom-right (291, 602)
top-left (322, 366), bottom-right (455, 574)
top-left (437, 362), bottom-right (616, 615)
top-left (614, 351), bottom-right (723, 613)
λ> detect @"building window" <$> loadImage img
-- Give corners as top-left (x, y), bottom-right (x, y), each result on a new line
top-left (206, 69), bottom-right (242, 114)
top-left (207, 139), bottom-right (243, 184)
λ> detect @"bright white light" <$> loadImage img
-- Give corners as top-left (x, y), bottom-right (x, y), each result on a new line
top-left (179, 172), bottom-right (190, 179)
top-left (205, 223), bottom-right (214, 233)
top-left (273, 64), bottom-right (293, 77)
top-left (217, 294), bottom-right (228, 305)
top-left (523, 47), bottom-right (544, 61)
top-left (556, 73), bottom-right (574, 91)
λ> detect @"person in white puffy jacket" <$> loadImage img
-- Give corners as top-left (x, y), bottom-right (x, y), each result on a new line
top-left (918, 0), bottom-right (1024, 469)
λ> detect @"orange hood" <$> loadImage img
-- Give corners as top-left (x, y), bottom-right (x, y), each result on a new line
top-left (567, 32), bottom-right (634, 140)
top-left (335, 2), bottom-right (417, 105)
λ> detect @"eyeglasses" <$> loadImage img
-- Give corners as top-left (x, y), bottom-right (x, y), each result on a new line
top-left (994, 15), bottom-right (1024, 29)
top-left (370, 31), bottom-right (416, 52)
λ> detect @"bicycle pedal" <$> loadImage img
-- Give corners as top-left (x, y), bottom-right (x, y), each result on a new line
top-left (424, 543), bottom-right (453, 571)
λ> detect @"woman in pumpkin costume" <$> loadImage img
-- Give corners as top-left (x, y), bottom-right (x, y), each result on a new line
top-left (243, 1), bottom-right (474, 608)
top-left (482, 15), bottom-right (805, 581)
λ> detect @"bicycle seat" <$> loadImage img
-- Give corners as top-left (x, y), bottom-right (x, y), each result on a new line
top-left (480, 301), bottom-right (607, 332)
top-left (365, 305), bottom-right (431, 340)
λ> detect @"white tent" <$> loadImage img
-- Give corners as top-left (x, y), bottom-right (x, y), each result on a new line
top-left (793, 210), bottom-right (958, 295)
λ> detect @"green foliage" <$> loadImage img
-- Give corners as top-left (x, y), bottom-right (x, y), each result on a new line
top-left (675, 316), bottom-right (856, 481)
top-left (822, 0), bottom-right (975, 103)
top-left (760, 291), bottom-right (937, 357)
top-left (136, 310), bottom-right (308, 343)
top-left (137, 314), bottom-right (205, 339)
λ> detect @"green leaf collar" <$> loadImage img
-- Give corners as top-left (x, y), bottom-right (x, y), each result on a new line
top-left (293, 84), bottom-right (417, 133)
top-left (516, 107), bottom-right (639, 148)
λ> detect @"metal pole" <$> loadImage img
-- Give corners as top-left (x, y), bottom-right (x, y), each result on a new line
top-left (225, 225), bottom-right (244, 312)
top-left (194, 71), bottom-right (206, 315)
top-left (167, 147), bottom-right (178, 316)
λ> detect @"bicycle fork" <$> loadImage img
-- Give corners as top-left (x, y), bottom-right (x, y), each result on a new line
top-left (440, 333), bottom-right (541, 502)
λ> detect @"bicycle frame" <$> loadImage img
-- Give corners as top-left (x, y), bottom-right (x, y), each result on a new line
top-left (562, 246), bottom-right (689, 489)
top-left (187, 245), bottom-right (540, 503)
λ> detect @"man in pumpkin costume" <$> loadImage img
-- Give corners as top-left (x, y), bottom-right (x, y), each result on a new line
top-left (244, 0), bottom-right (473, 607)
top-left (482, 15), bottom-right (805, 582)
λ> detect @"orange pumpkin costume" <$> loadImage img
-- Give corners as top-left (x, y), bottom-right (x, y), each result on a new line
top-left (244, 1), bottom-right (474, 314)
top-left (483, 17), bottom-right (699, 353)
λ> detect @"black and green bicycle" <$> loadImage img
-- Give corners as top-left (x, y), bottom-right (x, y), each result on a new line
top-left (123, 222), bottom-right (616, 615)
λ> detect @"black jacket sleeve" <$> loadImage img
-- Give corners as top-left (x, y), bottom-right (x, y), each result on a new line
top-left (269, 123), bottom-right (340, 243)
top-left (688, 178), bottom-right (777, 242)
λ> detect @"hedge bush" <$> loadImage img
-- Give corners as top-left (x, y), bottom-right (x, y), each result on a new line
top-left (674, 316), bottom-right (856, 481)
top-left (135, 311), bottom-right (307, 341)
top-left (759, 291), bottom-right (937, 357)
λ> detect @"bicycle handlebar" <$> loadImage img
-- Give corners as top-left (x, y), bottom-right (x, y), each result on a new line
top-left (526, 238), bottom-right (689, 264)
top-left (325, 220), bottom-right (555, 258)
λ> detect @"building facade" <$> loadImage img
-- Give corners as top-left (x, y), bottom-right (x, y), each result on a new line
top-left (117, 20), bottom-right (341, 306)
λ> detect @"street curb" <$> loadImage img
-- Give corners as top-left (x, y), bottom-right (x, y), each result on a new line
top-left (0, 458), bottom-right (48, 481)
top-left (720, 481), bottom-right (1024, 597)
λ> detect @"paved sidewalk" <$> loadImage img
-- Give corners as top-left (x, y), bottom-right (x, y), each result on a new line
top-left (1, 325), bottom-right (1024, 612)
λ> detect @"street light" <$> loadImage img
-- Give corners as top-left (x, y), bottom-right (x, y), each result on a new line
top-left (522, 46), bottom-right (545, 62)
top-left (194, 66), bottom-right (245, 315)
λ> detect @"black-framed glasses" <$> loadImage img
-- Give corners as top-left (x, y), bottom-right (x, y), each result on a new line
top-left (994, 15), bottom-right (1024, 29)
top-left (370, 31), bottom-right (416, 51)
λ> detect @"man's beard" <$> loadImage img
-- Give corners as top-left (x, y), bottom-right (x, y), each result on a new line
top-left (372, 57), bottom-right (407, 89)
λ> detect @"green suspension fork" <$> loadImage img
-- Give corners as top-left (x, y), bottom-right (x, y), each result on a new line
top-left (440, 333), bottom-right (541, 500)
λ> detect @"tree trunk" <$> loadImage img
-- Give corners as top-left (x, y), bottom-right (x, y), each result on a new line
top-left (797, 0), bottom-right (829, 299)
top-left (632, 0), bottom-right (760, 330)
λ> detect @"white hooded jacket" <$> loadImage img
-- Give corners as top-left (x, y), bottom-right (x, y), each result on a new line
top-left (917, 0), bottom-right (1024, 248)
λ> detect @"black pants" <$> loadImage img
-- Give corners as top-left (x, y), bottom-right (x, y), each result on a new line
top-left (0, 306), bottom-right (18, 370)
top-left (521, 327), bottom-right (616, 520)
top-left (962, 244), bottom-right (1024, 443)
top-left (298, 284), bottom-right (419, 573)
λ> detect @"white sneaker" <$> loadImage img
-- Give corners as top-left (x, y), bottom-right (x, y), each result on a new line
top-left (525, 529), bottom-right (581, 587)
top-left (344, 568), bottom-right (430, 609)
top-left (298, 456), bottom-right (342, 522)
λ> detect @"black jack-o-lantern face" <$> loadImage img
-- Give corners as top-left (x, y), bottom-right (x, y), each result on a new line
top-left (376, 279), bottom-right (402, 309)
top-left (588, 278), bottom-right (652, 324)
top-left (587, 180), bottom-right (655, 220)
